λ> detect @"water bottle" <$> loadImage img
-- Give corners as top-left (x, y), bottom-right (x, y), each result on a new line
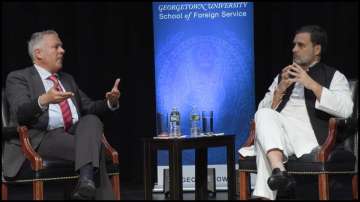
top-left (190, 107), bottom-right (200, 137)
top-left (169, 107), bottom-right (181, 137)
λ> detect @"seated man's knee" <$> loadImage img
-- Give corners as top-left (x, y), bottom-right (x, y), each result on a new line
top-left (80, 114), bottom-right (103, 127)
top-left (255, 108), bottom-right (277, 122)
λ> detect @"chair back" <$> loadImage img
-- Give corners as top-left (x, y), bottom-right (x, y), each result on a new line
top-left (1, 88), bottom-right (18, 141)
top-left (336, 79), bottom-right (358, 172)
top-left (2, 88), bottom-right (11, 127)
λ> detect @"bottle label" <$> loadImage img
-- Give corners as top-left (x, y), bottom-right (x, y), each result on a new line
top-left (170, 115), bottom-right (179, 122)
top-left (191, 114), bottom-right (200, 121)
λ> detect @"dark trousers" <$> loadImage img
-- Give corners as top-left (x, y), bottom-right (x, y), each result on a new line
top-left (36, 114), bottom-right (115, 200)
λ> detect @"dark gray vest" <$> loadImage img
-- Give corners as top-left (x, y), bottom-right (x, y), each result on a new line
top-left (276, 62), bottom-right (336, 145)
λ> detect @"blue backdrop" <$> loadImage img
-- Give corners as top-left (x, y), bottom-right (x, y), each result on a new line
top-left (153, 2), bottom-right (255, 165)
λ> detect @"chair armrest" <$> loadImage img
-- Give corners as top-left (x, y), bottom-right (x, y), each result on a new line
top-left (101, 134), bottom-right (119, 164)
top-left (17, 126), bottom-right (43, 171)
top-left (239, 120), bottom-right (256, 160)
top-left (242, 120), bottom-right (256, 147)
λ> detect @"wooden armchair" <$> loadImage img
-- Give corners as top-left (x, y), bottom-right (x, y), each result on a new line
top-left (1, 88), bottom-right (121, 200)
top-left (237, 79), bottom-right (358, 200)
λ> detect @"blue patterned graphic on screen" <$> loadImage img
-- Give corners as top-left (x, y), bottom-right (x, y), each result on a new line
top-left (153, 2), bottom-right (255, 165)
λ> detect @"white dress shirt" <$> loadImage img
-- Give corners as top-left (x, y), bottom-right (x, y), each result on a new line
top-left (35, 64), bottom-right (119, 130)
top-left (239, 63), bottom-right (354, 157)
top-left (35, 64), bottom-right (79, 130)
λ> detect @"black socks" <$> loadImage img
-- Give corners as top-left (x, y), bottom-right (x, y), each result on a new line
top-left (79, 162), bottom-right (94, 181)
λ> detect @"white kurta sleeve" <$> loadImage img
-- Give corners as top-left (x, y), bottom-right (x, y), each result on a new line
top-left (257, 75), bottom-right (279, 109)
top-left (315, 71), bottom-right (354, 118)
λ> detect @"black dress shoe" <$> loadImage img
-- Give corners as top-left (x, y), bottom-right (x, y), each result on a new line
top-left (267, 168), bottom-right (296, 191)
top-left (72, 178), bottom-right (96, 200)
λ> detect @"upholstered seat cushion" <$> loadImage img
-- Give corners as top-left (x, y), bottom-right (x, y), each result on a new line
top-left (238, 156), bottom-right (256, 171)
top-left (286, 149), bottom-right (356, 172)
top-left (4, 157), bottom-right (119, 182)
top-left (238, 149), bottom-right (356, 173)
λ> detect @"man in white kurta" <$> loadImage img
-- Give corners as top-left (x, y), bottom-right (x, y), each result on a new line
top-left (239, 25), bottom-right (354, 200)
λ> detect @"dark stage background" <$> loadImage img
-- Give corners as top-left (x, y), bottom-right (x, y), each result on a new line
top-left (2, 1), bottom-right (358, 188)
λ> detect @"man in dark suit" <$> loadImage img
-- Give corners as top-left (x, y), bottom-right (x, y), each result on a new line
top-left (4, 30), bottom-right (120, 200)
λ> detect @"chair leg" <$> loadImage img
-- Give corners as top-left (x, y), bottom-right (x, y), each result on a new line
top-left (33, 180), bottom-right (44, 200)
top-left (318, 173), bottom-right (329, 200)
top-left (2, 182), bottom-right (8, 200)
top-left (353, 175), bottom-right (358, 200)
top-left (239, 171), bottom-right (250, 200)
top-left (111, 174), bottom-right (121, 200)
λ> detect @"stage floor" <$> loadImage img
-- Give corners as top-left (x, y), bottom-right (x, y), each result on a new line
top-left (5, 175), bottom-right (353, 200)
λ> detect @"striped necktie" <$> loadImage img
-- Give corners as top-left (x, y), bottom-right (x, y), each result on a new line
top-left (48, 74), bottom-right (73, 131)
